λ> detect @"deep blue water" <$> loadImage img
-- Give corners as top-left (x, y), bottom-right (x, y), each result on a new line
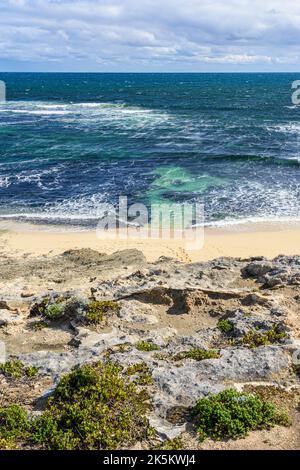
top-left (0, 72), bottom-right (300, 227)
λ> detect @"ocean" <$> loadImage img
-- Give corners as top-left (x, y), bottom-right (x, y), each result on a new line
top-left (0, 72), bottom-right (299, 228)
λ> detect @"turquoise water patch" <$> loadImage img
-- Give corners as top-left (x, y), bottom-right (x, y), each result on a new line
top-left (147, 166), bottom-right (227, 205)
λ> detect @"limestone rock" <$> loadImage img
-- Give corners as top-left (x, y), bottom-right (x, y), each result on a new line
top-left (0, 309), bottom-right (23, 326)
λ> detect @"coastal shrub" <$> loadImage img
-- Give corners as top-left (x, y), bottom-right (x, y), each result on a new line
top-left (156, 437), bottom-right (184, 450)
top-left (0, 359), bottom-right (39, 379)
top-left (31, 297), bottom-right (50, 316)
top-left (217, 319), bottom-right (234, 334)
top-left (243, 385), bottom-right (296, 419)
top-left (0, 437), bottom-right (18, 450)
top-left (0, 359), bottom-right (24, 378)
top-left (241, 325), bottom-right (287, 349)
top-left (43, 302), bottom-right (65, 320)
top-left (31, 361), bottom-right (150, 450)
top-left (135, 341), bottom-right (160, 352)
top-left (0, 404), bottom-right (29, 440)
top-left (84, 300), bottom-right (120, 325)
top-left (175, 349), bottom-right (220, 361)
top-left (153, 352), bottom-right (169, 361)
top-left (30, 320), bottom-right (48, 331)
top-left (31, 296), bottom-right (66, 321)
top-left (126, 362), bottom-right (153, 385)
top-left (192, 388), bottom-right (290, 441)
top-left (32, 297), bottom-right (120, 325)
top-left (25, 365), bottom-right (39, 378)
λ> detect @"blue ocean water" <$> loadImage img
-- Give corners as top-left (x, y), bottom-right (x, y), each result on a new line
top-left (0, 72), bottom-right (300, 227)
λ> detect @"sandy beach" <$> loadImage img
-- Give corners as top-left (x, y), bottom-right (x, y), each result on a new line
top-left (0, 221), bottom-right (300, 262)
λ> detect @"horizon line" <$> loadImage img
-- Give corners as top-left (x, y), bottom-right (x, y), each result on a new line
top-left (0, 71), bottom-right (300, 74)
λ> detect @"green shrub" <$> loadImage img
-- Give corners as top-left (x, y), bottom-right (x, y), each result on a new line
top-left (0, 359), bottom-right (39, 379)
top-left (0, 359), bottom-right (24, 378)
top-left (31, 297), bottom-right (50, 316)
top-left (25, 366), bottom-right (39, 378)
top-left (44, 303), bottom-right (65, 320)
top-left (176, 349), bottom-right (220, 361)
top-left (156, 437), bottom-right (184, 450)
top-left (85, 300), bottom-right (120, 325)
top-left (153, 352), bottom-right (169, 361)
top-left (126, 363), bottom-right (153, 385)
top-left (192, 388), bottom-right (290, 441)
top-left (0, 437), bottom-right (18, 450)
top-left (0, 404), bottom-right (29, 440)
top-left (31, 296), bottom-right (66, 321)
top-left (217, 319), bottom-right (234, 333)
top-left (31, 361), bottom-right (150, 450)
top-left (241, 326), bottom-right (287, 348)
top-left (135, 341), bottom-right (160, 352)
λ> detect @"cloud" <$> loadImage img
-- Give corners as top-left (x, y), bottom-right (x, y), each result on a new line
top-left (0, 0), bottom-right (300, 70)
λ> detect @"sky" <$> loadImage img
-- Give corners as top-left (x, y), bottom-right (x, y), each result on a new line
top-left (1, 0), bottom-right (300, 72)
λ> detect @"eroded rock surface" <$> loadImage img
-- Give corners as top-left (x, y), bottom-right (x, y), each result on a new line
top-left (0, 250), bottom-right (299, 448)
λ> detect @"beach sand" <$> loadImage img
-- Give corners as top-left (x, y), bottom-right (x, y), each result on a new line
top-left (0, 221), bottom-right (299, 262)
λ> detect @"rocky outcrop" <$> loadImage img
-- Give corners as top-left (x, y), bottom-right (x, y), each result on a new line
top-left (0, 250), bottom-right (299, 444)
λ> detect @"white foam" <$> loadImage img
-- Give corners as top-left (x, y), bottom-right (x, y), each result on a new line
top-left (0, 212), bottom-right (100, 221)
top-left (10, 110), bottom-right (71, 116)
top-left (202, 215), bottom-right (300, 228)
top-left (0, 100), bottom-right (172, 129)
top-left (270, 123), bottom-right (300, 134)
top-left (0, 176), bottom-right (10, 188)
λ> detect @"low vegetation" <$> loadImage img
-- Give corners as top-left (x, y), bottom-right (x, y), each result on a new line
top-left (192, 388), bottom-right (290, 441)
top-left (30, 320), bottom-right (48, 331)
top-left (43, 303), bottom-right (65, 320)
top-left (31, 296), bottom-right (66, 321)
top-left (241, 326), bottom-right (287, 348)
top-left (84, 300), bottom-right (120, 325)
top-left (24, 365), bottom-right (39, 378)
top-left (31, 361), bottom-right (150, 450)
top-left (153, 352), bottom-right (169, 361)
top-left (0, 437), bottom-right (18, 450)
top-left (0, 359), bottom-right (38, 379)
top-left (175, 348), bottom-right (220, 361)
top-left (135, 341), bottom-right (160, 352)
top-left (217, 319), bottom-right (234, 334)
top-left (156, 437), bottom-right (184, 450)
top-left (31, 296), bottom-right (120, 326)
top-left (0, 404), bottom-right (29, 446)
top-left (0, 361), bottom-right (152, 450)
top-left (126, 362), bottom-right (153, 385)
top-left (243, 384), bottom-right (299, 416)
